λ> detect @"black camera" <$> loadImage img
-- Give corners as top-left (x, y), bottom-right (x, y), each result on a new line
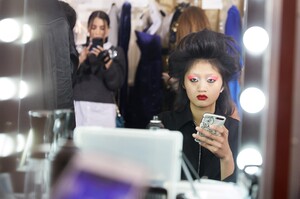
top-left (107, 46), bottom-right (118, 59)
top-left (98, 46), bottom-right (118, 63)
top-left (88, 46), bottom-right (118, 65)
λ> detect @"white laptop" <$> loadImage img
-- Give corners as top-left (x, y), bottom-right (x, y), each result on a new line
top-left (73, 126), bottom-right (183, 199)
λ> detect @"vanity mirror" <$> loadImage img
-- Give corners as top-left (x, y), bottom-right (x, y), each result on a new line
top-left (1, 0), bottom-right (299, 198)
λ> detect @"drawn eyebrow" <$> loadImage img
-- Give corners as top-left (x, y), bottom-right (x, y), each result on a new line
top-left (207, 75), bottom-right (219, 80)
top-left (187, 74), bottom-right (197, 79)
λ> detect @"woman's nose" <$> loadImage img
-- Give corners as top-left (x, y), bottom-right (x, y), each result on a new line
top-left (95, 29), bottom-right (101, 34)
top-left (196, 81), bottom-right (207, 92)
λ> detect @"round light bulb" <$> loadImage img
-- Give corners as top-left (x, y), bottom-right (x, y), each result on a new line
top-left (21, 24), bottom-right (33, 44)
top-left (237, 147), bottom-right (263, 174)
top-left (240, 87), bottom-right (266, 113)
top-left (0, 18), bottom-right (21, 42)
top-left (19, 80), bottom-right (29, 99)
top-left (243, 26), bottom-right (269, 55)
top-left (0, 77), bottom-right (17, 100)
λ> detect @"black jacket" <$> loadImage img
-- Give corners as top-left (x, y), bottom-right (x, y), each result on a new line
top-left (73, 46), bottom-right (126, 104)
top-left (158, 104), bottom-right (239, 182)
top-left (19, 0), bottom-right (75, 132)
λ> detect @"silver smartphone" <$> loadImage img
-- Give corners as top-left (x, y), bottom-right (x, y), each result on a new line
top-left (195, 113), bottom-right (226, 142)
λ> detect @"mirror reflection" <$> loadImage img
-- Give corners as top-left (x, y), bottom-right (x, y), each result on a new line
top-left (0, 0), bottom-right (272, 198)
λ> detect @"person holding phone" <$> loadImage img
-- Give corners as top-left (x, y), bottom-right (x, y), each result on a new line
top-left (73, 10), bottom-right (126, 127)
top-left (158, 29), bottom-right (241, 182)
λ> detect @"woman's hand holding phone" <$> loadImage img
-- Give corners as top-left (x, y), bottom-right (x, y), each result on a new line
top-left (78, 43), bottom-right (91, 65)
top-left (193, 123), bottom-right (235, 180)
top-left (193, 113), bottom-right (232, 159)
top-left (89, 38), bottom-right (103, 50)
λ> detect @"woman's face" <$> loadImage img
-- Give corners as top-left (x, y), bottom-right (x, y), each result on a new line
top-left (88, 17), bottom-right (109, 39)
top-left (184, 60), bottom-right (223, 111)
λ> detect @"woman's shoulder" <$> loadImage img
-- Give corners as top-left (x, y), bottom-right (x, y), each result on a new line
top-left (158, 111), bottom-right (178, 130)
top-left (158, 108), bottom-right (192, 130)
top-left (226, 116), bottom-right (240, 125)
top-left (225, 116), bottom-right (240, 135)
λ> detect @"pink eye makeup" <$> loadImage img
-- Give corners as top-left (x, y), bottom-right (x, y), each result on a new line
top-left (187, 75), bottom-right (199, 82)
top-left (207, 75), bottom-right (219, 83)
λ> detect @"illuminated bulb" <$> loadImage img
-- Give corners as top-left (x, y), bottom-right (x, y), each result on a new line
top-left (0, 18), bottom-right (21, 42)
top-left (0, 134), bottom-right (15, 157)
top-left (0, 77), bottom-right (17, 100)
top-left (237, 147), bottom-right (263, 174)
top-left (19, 80), bottom-right (29, 99)
top-left (21, 24), bottom-right (33, 44)
top-left (243, 26), bottom-right (269, 55)
top-left (17, 134), bottom-right (26, 152)
top-left (240, 87), bottom-right (266, 113)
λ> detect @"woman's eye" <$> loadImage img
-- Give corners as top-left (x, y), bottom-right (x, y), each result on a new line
top-left (190, 77), bottom-right (199, 82)
top-left (207, 78), bottom-right (216, 83)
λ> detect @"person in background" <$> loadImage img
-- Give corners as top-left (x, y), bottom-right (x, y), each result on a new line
top-left (162, 6), bottom-right (211, 111)
top-left (175, 6), bottom-right (211, 46)
top-left (158, 29), bottom-right (241, 182)
top-left (73, 10), bottom-right (126, 127)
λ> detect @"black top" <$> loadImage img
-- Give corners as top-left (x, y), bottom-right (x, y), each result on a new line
top-left (73, 46), bottom-right (126, 104)
top-left (158, 104), bottom-right (239, 182)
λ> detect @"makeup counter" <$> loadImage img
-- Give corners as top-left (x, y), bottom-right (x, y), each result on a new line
top-left (0, 109), bottom-right (249, 199)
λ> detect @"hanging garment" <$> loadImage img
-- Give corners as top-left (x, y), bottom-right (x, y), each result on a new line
top-left (118, 1), bottom-right (131, 118)
top-left (108, 3), bottom-right (119, 46)
top-left (20, 0), bottom-right (73, 131)
top-left (225, 5), bottom-right (243, 115)
top-left (127, 31), bottom-right (163, 128)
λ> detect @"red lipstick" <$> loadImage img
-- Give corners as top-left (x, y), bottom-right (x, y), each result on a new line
top-left (197, 95), bottom-right (208, 100)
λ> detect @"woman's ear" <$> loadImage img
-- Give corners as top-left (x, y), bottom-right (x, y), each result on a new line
top-left (220, 87), bottom-right (224, 93)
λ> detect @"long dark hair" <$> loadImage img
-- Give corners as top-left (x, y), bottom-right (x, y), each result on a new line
top-left (168, 29), bottom-right (241, 115)
top-left (87, 10), bottom-right (110, 28)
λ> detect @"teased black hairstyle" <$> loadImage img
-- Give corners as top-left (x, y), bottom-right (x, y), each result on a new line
top-left (87, 10), bottom-right (110, 28)
top-left (168, 29), bottom-right (241, 115)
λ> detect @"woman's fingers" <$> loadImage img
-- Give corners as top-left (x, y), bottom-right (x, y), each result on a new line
top-left (90, 45), bottom-right (104, 56)
top-left (193, 131), bottom-right (222, 148)
top-left (193, 125), bottom-right (231, 158)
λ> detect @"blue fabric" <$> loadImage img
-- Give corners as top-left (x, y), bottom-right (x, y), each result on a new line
top-left (116, 114), bottom-right (125, 128)
top-left (225, 5), bottom-right (243, 115)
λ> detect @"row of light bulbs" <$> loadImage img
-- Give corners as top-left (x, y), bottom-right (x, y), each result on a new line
top-left (237, 26), bottom-right (269, 173)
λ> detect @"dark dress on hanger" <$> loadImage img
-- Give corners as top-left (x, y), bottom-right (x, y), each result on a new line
top-left (127, 31), bottom-right (163, 128)
top-left (118, 1), bottom-right (131, 118)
